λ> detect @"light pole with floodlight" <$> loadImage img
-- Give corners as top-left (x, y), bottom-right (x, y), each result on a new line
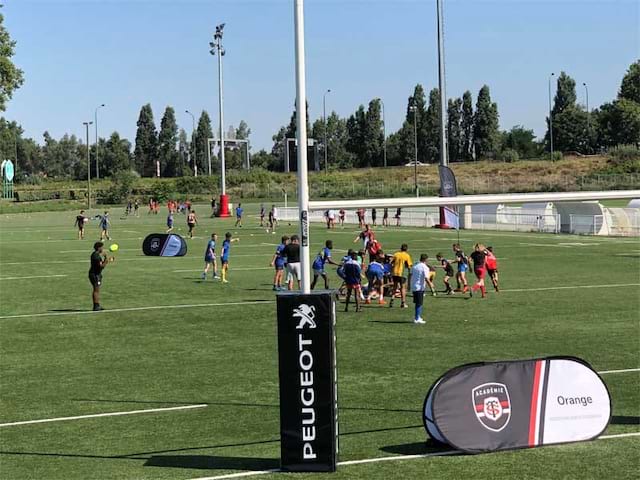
top-left (409, 104), bottom-right (418, 197)
top-left (94, 104), bottom-right (105, 179)
top-left (548, 72), bottom-right (555, 159)
top-left (323, 89), bottom-right (331, 174)
top-left (380, 99), bottom-right (387, 167)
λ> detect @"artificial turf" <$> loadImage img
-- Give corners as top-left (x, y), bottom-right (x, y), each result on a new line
top-left (0, 203), bottom-right (638, 479)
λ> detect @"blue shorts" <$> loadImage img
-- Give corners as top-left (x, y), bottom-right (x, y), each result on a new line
top-left (205, 255), bottom-right (215, 263)
top-left (458, 263), bottom-right (468, 273)
top-left (275, 263), bottom-right (285, 271)
top-left (221, 257), bottom-right (229, 264)
top-left (367, 271), bottom-right (383, 282)
top-left (313, 268), bottom-right (326, 277)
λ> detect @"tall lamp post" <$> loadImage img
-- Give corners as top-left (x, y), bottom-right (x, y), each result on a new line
top-left (94, 104), bottom-right (105, 179)
top-left (210, 23), bottom-right (230, 217)
top-left (185, 110), bottom-right (198, 176)
top-left (323, 89), bottom-right (331, 174)
top-left (380, 99), bottom-right (387, 168)
top-left (83, 121), bottom-right (93, 209)
top-left (409, 104), bottom-right (418, 197)
top-left (548, 72), bottom-right (555, 159)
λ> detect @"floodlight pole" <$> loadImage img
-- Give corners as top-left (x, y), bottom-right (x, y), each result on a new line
top-left (94, 104), bottom-right (105, 179)
top-left (323, 89), bottom-right (331, 174)
top-left (583, 82), bottom-right (590, 153)
top-left (294, 0), bottom-right (311, 293)
top-left (83, 121), bottom-right (93, 209)
top-left (437, 0), bottom-right (448, 167)
top-left (381, 99), bottom-right (387, 168)
top-left (548, 72), bottom-right (555, 159)
top-left (210, 24), bottom-right (230, 217)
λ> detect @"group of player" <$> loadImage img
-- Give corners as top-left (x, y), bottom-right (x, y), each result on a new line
top-left (324, 207), bottom-right (405, 229)
top-left (75, 210), bottom-right (112, 241)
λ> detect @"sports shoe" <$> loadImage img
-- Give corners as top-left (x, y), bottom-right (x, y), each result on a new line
top-left (446, 290), bottom-right (453, 295)
top-left (401, 303), bottom-right (408, 309)
top-left (414, 318), bottom-right (426, 324)
top-left (93, 305), bottom-right (104, 312)
top-left (365, 299), bottom-right (372, 305)
top-left (378, 299), bottom-right (387, 305)
top-left (201, 273), bottom-right (206, 280)
top-left (272, 286), bottom-right (278, 291)
top-left (222, 279), bottom-right (229, 284)
top-left (469, 288), bottom-right (473, 298)
top-left (432, 292), bottom-right (437, 297)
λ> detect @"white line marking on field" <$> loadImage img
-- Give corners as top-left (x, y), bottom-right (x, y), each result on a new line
top-left (0, 274), bottom-right (67, 281)
top-left (0, 404), bottom-right (207, 428)
top-left (173, 267), bottom-right (273, 273)
top-left (501, 283), bottom-right (640, 293)
top-left (598, 368), bottom-right (640, 374)
top-left (0, 300), bottom-right (274, 320)
top-left (187, 434), bottom-right (640, 480)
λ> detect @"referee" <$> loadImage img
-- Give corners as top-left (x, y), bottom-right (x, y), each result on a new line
top-left (89, 242), bottom-right (113, 311)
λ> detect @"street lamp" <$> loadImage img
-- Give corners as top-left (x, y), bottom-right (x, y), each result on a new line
top-left (210, 23), bottom-right (230, 217)
top-left (94, 104), bottom-right (105, 179)
top-left (582, 82), bottom-right (589, 113)
top-left (185, 110), bottom-right (197, 176)
top-left (409, 104), bottom-right (419, 197)
top-left (323, 88), bottom-right (331, 174)
top-left (583, 82), bottom-right (590, 154)
top-left (548, 72), bottom-right (555, 159)
top-left (380, 99), bottom-right (387, 168)
top-left (83, 121), bottom-right (93, 209)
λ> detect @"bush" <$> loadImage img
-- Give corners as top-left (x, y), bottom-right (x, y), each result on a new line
top-left (175, 176), bottom-right (218, 195)
top-left (150, 180), bottom-right (176, 202)
top-left (101, 170), bottom-right (139, 204)
top-left (498, 149), bottom-right (520, 163)
top-left (550, 151), bottom-right (563, 161)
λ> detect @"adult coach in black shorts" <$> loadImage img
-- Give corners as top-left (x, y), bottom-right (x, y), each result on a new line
top-left (89, 241), bottom-right (113, 311)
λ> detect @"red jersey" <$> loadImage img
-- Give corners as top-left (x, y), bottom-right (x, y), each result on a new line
top-left (485, 251), bottom-right (498, 270)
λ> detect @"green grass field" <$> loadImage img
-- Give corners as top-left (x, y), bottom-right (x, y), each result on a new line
top-left (0, 203), bottom-right (639, 479)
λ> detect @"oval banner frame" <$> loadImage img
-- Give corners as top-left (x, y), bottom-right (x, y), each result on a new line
top-left (423, 356), bottom-right (611, 453)
top-left (142, 233), bottom-right (188, 257)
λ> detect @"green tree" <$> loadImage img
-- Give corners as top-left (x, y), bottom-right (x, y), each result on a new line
top-left (346, 105), bottom-right (367, 166)
top-left (195, 110), bottom-right (213, 175)
top-left (461, 91), bottom-right (474, 161)
top-left (501, 125), bottom-right (540, 159)
top-left (423, 88), bottom-right (441, 163)
top-left (596, 99), bottom-right (640, 147)
top-left (133, 104), bottom-right (158, 177)
top-left (158, 106), bottom-right (179, 177)
top-left (473, 85), bottom-right (500, 159)
top-left (101, 132), bottom-right (132, 177)
top-left (177, 128), bottom-right (190, 176)
top-left (552, 72), bottom-right (577, 116)
top-left (362, 99), bottom-right (384, 167)
top-left (447, 98), bottom-right (463, 162)
top-left (0, 6), bottom-right (24, 111)
top-left (619, 60), bottom-right (640, 104)
top-left (41, 132), bottom-right (83, 178)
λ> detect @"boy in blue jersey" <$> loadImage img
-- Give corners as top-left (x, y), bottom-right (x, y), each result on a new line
top-left (221, 232), bottom-right (239, 283)
top-left (201, 233), bottom-right (219, 280)
top-left (365, 253), bottom-right (386, 305)
top-left (235, 203), bottom-right (244, 227)
top-left (311, 240), bottom-right (338, 290)
top-left (166, 211), bottom-right (175, 233)
top-left (343, 251), bottom-right (362, 312)
top-left (452, 243), bottom-right (469, 293)
top-left (99, 212), bottom-right (111, 240)
top-left (270, 235), bottom-right (289, 291)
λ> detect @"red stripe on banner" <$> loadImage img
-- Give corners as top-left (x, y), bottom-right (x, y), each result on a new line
top-left (528, 360), bottom-right (542, 446)
top-left (500, 401), bottom-right (509, 407)
top-left (475, 404), bottom-right (483, 412)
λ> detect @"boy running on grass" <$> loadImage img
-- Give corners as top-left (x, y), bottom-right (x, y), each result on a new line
top-left (235, 203), bottom-right (244, 227)
top-left (452, 243), bottom-right (469, 293)
top-left (469, 243), bottom-right (487, 298)
top-left (166, 210), bottom-right (175, 233)
top-left (75, 210), bottom-right (87, 240)
top-left (436, 253), bottom-right (454, 295)
top-left (311, 240), bottom-right (339, 290)
top-left (187, 210), bottom-right (198, 238)
top-left (389, 243), bottom-right (412, 309)
top-left (220, 232), bottom-right (239, 284)
top-left (201, 233), bottom-right (219, 280)
top-left (270, 236), bottom-right (289, 291)
top-left (99, 212), bottom-right (111, 240)
top-left (343, 251), bottom-right (362, 312)
top-left (409, 254), bottom-right (429, 324)
top-left (485, 246), bottom-right (499, 292)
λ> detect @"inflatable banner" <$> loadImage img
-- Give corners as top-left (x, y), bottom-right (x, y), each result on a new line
top-left (276, 292), bottom-right (338, 472)
top-left (142, 233), bottom-right (187, 257)
top-left (423, 357), bottom-right (611, 453)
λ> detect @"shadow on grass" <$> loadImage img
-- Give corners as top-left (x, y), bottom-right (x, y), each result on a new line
top-left (144, 455), bottom-right (279, 471)
top-left (611, 416), bottom-right (640, 425)
top-left (49, 309), bottom-right (88, 313)
top-left (380, 440), bottom-right (456, 456)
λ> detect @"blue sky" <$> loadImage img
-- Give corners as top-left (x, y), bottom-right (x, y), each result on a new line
top-left (5, 0), bottom-right (639, 151)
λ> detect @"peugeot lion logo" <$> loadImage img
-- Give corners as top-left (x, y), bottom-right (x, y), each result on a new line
top-left (150, 238), bottom-right (160, 252)
top-left (472, 382), bottom-right (511, 432)
top-left (294, 304), bottom-right (317, 329)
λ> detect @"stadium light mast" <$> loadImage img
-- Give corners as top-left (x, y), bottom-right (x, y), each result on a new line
top-left (210, 23), bottom-right (230, 216)
top-left (436, 0), bottom-right (448, 167)
top-left (293, 0), bottom-right (311, 293)
top-left (323, 89), bottom-right (331, 174)
top-left (583, 82), bottom-right (590, 153)
top-left (409, 104), bottom-right (418, 197)
top-left (548, 72), bottom-right (555, 159)
top-left (94, 104), bottom-right (105, 179)
top-left (185, 110), bottom-right (198, 176)
top-left (83, 121), bottom-right (93, 209)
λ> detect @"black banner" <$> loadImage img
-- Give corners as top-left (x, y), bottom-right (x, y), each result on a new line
top-left (142, 233), bottom-right (188, 257)
top-left (277, 292), bottom-right (338, 472)
top-left (438, 165), bottom-right (458, 198)
top-left (424, 357), bottom-right (610, 453)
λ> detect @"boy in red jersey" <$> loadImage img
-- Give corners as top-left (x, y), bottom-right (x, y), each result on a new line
top-left (485, 246), bottom-right (499, 292)
top-left (469, 243), bottom-right (487, 298)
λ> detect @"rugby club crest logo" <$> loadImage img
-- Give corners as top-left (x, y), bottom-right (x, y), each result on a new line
top-left (472, 383), bottom-right (511, 432)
